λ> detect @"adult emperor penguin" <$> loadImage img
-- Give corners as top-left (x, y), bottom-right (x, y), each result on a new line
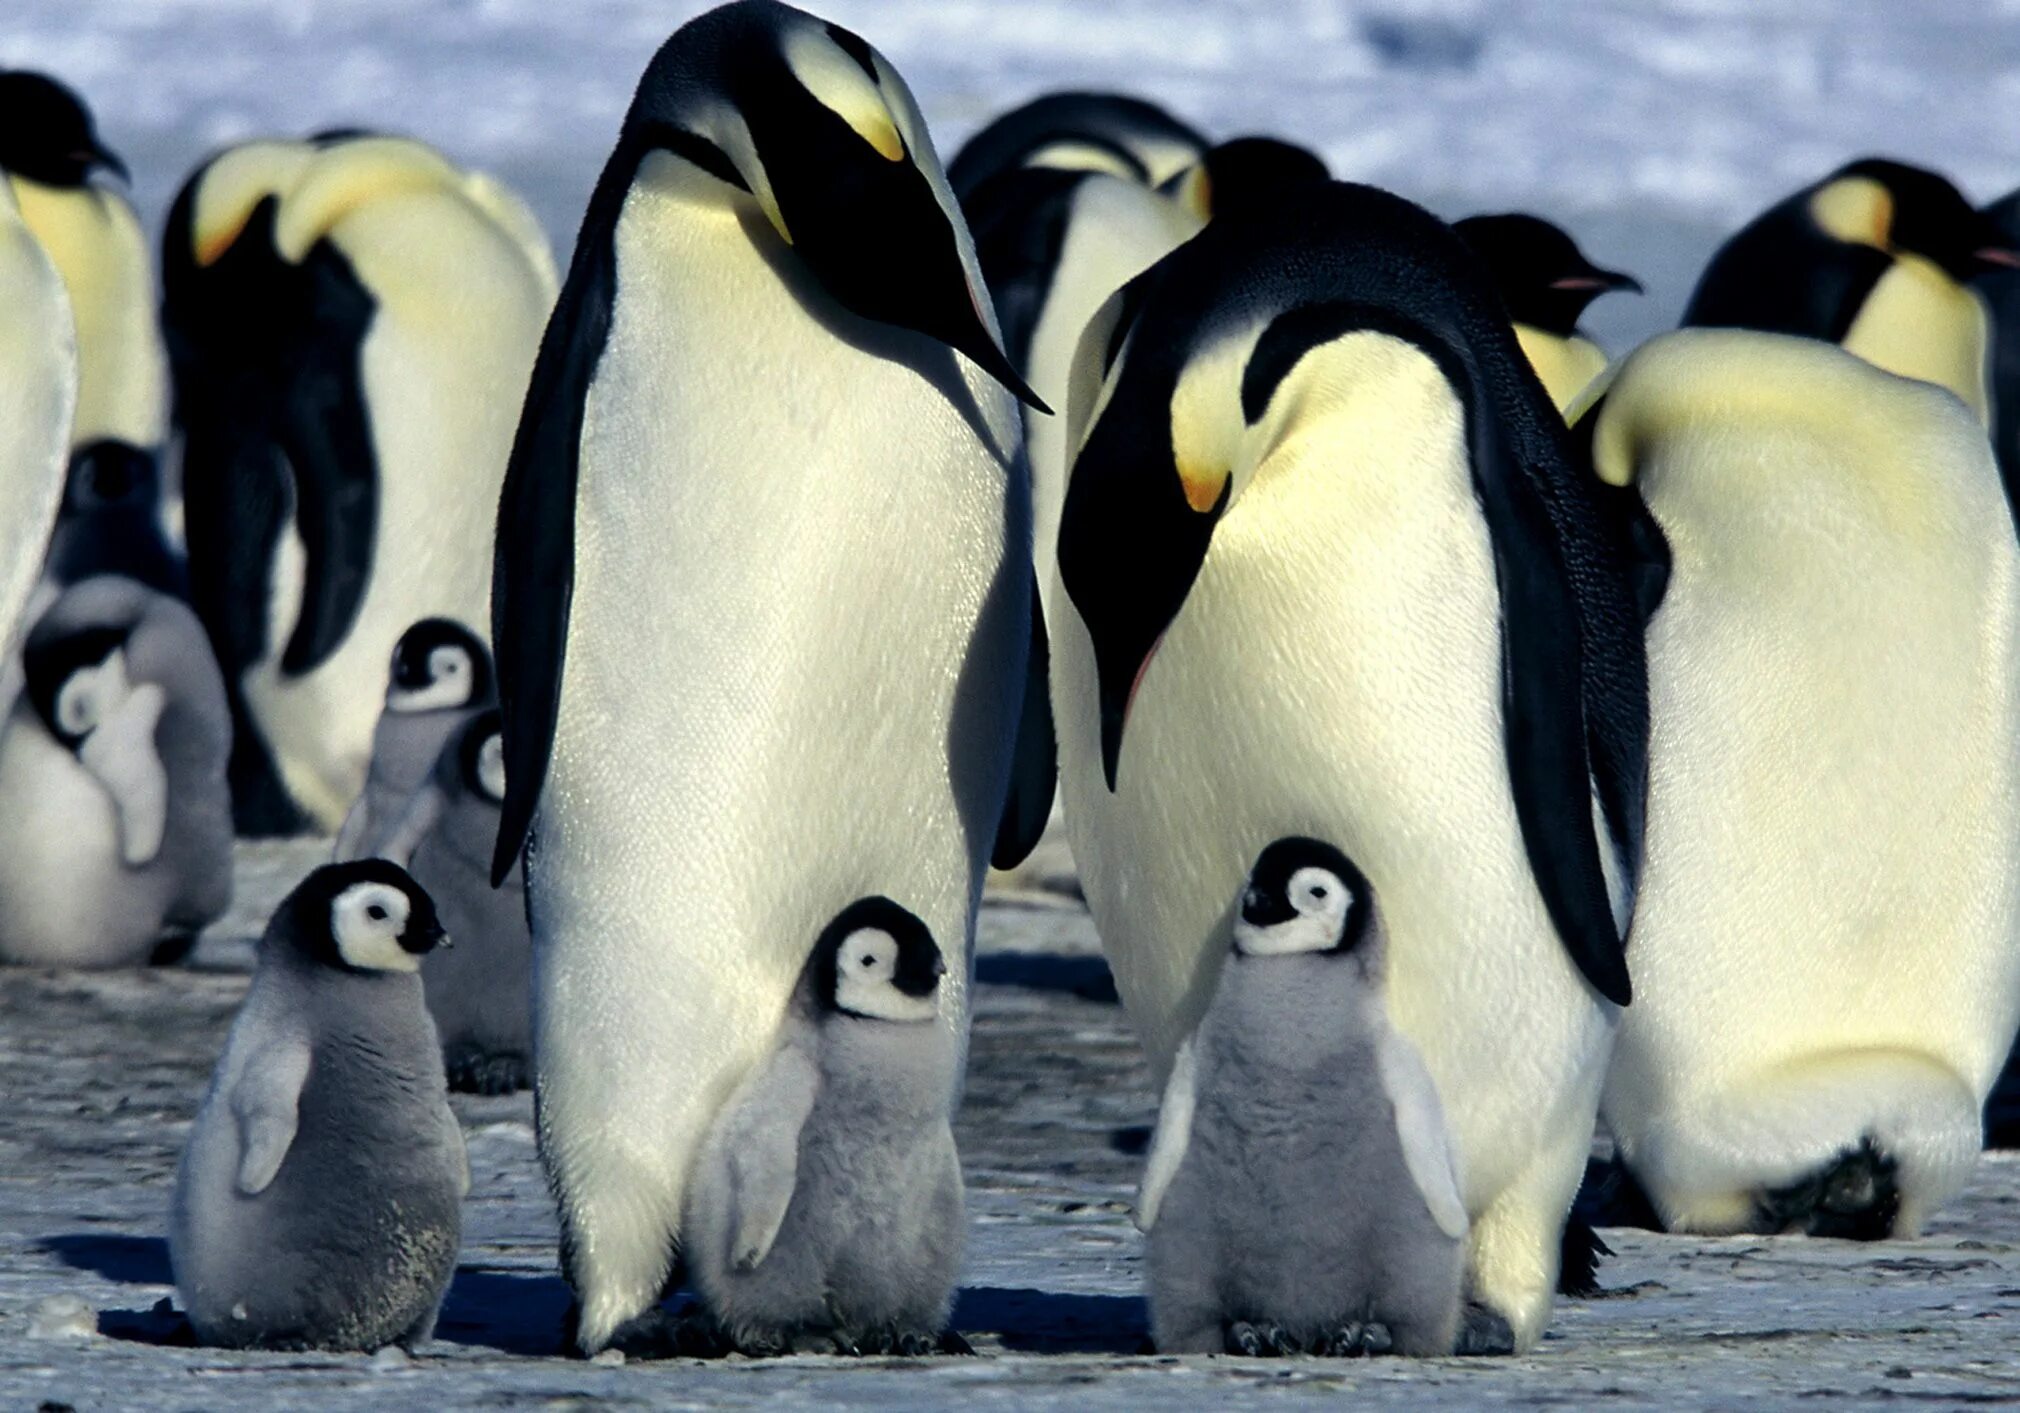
top-left (1140, 838), bottom-right (1466, 1358)
top-left (162, 131), bottom-right (556, 835)
top-left (489, 0), bottom-right (1054, 1354)
top-left (332, 617), bottom-right (494, 862)
top-left (0, 176), bottom-right (74, 687)
top-left (381, 709), bottom-right (533, 1095)
top-left (1682, 157), bottom-right (2020, 422)
top-left (1051, 181), bottom-right (1647, 1352)
top-left (965, 137), bottom-right (1328, 620)
top-left (684, 897), bottom-right (965, 1355)
top-left (0, 72), bottom-right (171, 520)
top-left (1585, 329), bottom-right (2020, 1239)
top-left (1454, 213), bottom-right (1640, 413)
top-left (947, 90), bottom-right (1207, 202)
top-left (0, 576), bottom-right (233, 967)
top-left (170, 860), bottom-right (464, 1350)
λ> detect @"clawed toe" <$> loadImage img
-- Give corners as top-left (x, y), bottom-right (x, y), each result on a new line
top-left (1225, 1320), bottom-right (1299, 1356)
top-left (1453, 1302), bottom-right (1516, 1357)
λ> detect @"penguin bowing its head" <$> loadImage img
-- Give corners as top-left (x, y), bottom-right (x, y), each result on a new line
top-left (1454, 212), bottom-right (1639, 412)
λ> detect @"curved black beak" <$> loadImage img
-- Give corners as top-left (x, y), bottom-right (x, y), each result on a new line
top-left (399, 918), bottom-right (449, 955)
top-left (1551, 265), bottom-right (1641, 296)
top-left (78, 139), bottom-right (128, 184)
top-left (1239, 886), bottom-right (1295, 928)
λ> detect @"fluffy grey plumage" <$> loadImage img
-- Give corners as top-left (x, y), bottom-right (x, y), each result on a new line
top-left (684, 897), bottom-right (965, 1355)
top-left (332, 618), bottom-right (492, 863)
top-left (170, 861), bottom-right (467, 1351)
top-left (1140, 837), bottom-right (1466, 1357)
top-left (394, 709), bottom-right (530, 1095)
top-left (0, 574), bottom-right (231, 965)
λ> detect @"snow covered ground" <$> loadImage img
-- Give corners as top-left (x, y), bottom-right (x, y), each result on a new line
top-left (5, 0), bottom-right (2020, 1405)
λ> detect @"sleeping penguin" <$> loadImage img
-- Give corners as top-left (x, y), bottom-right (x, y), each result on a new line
top-left (1683, 157), bottom-right (2020, 421)
top-left (1454, 212), bottom-right (1641, 412)
top-left (0, 576), bottom-right (232, 966)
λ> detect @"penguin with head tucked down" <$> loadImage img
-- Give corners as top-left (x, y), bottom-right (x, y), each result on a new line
top-left (1583, 329), bottom-right (2020, 1242)
top-left (0, 576), bottom-right (233, 967)
top-left (964, 136), bottom-right (1328, 623)
top-left (162, 131), bottom-right (554, 836)
top-left (489, 0), bottom-right (1054, 1355)
top-left (1454, 213), bottom-right (1640, 413)
top-left (0, 69), bottom-right (174, 590)
top-left (1050, 180), bottom-right (1647, 1352)
top-left (947, 89), bottom-right (1207, 202)
top-left (332, 617), bottom-right (494, 862)
top-left (0, 176), bottom-right (74, 689)
top-left (1682, 157), bottom-right (2019, 422)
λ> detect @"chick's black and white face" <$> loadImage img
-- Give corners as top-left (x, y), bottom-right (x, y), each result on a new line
top-left (330, 880), bottom-right (440, 973)
top-left (53, 647), bottom-right (134, 749)
top-left (834, 925), bottom-right (943, 1022)
top-left (389, 644), bottom-right (472, 713)
top-left (1232, 837), bottom-right (1371, 958)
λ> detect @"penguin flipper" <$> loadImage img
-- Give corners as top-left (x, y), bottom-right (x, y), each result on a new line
top-left (490, 159), bottom-right (627, 887)
top-left (991, 571), bottom-right (1057, 870)
top-left (230, 1038), bottom-right (311, 1195)
top-left (1135, 1036), bottom-right (1197, 1232)
top-left (1375, 1027), bottom-right (1469, 1241)
top-left (275, 248), bottom-right (380, 677)
top-left (717, 1042), bottom-right (820, 1271)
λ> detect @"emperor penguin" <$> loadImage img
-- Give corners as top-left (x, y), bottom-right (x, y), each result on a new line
top-left (161, 131), bottom-right (556, 835)
top-left (947, 89), bottom-right (1206, 202)
top-left (332, 617), bottom-right (495, 862)
top-left (965, 136), bottom-right (1328, 621)
top-left (684, 896), bottom-right (965, 1356)
top-left (1584, 329), bottom-right (2020, 1240)
top-left (488, 0), bottom-right (1055, 1354)
top-left (170, 860), bottom-right (465, 1350)
top-left (0, 72), bottom-right (171, 527)
top-left (1140, 838), bottom-right (1465, 1358)
top-left (0, 575), bottom-right (233, 967)
top-left (380, 709), bottom-right (532, 1096)
top-left (1682, 157), bottom-right (2020, 422)
top-left (1453, 213), bottom-right (1641, 413)
top-left (0, 175), bottom-right (74, 690)
top-left (1051, 181), bottom-right (1648, 1352)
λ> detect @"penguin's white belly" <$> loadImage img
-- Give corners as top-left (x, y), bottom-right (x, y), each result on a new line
top-left (0, 719), bottom-right (166, 965)
top-left (0, 212), bottom-right (73, 678)
top-left (245, 196), bottom-right (549, 828)
top-left (1841, 255), bottom-right (1991, 424)
top-left (534, 159), bottom-right (1021, 1264)
top-left (1055, 340), bottom-right (1610, 1211)
top-left (1604, 425), bottom-right (2020, 1218)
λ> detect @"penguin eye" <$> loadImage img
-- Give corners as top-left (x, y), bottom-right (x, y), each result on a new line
top-left (366, 903), bottom-right (388, 922)
top-left (860, 955), bottom-right (875, 968)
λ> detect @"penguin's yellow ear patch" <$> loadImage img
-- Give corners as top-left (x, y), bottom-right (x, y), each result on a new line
top-left (782, 27), bottom-right (906, 163)
top-left (1810, 176), bottom-right (1894, 250)
top-left (190, 141), bottom-right (318, 267)
top-left (1168, 328), bottom-right (1257, 513)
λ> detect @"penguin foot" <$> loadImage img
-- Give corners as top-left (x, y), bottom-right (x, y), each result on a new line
top-left (444, 1045), bottom-right (530, 1096)
top-left (1224, 1320), bottom-right (1298, 1356)
top-left (1453, 1303), bottom-right (1516, 1357)
top-left (596, 1306), bottom-right (727, 1360)
top-left (1319, 1320), bottom-right (1393, 1357)
top-left (149, 931), bottom-right (197, 967)
top-left (1754, 1139), bottom-right (1900, 1240)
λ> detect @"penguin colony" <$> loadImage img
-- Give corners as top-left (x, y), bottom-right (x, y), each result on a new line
top-left (0, 0), bottom-right (2017, 1370)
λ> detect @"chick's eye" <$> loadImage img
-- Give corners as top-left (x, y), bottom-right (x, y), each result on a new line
top-left (1310, 886), bottom-right (1328, 900)
top-left (860, 955), bottom-right (874, 968)
top-left (366, 904), bottom-right (388, 922)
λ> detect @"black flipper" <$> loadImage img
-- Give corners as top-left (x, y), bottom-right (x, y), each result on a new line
top-left (276, 244), bottom-right (380, 676)
top-left (990, 570), bottom-right (1057, 869)
top-left (490, 142), bottom-right (633, 887)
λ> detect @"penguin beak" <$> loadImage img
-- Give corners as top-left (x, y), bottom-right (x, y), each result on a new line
top-left (1240, 887), bottom-right (1296, 928)
top-left (1974, 245), bottom-right (2020, 271)
top-left (1551, 266), bottom-right (1642, 296)
top-left (77, 139), bottom-right (128, 184)
top-left (399, 918), bottom-right (449, 955)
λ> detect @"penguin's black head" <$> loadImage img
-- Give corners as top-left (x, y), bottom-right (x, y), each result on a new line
top-left (285, 859), bottom-right (447, 974)
top-left (62, 441), bottom-right (157, 514)
top-left (812, 895), bottom-right (945, 1022)
top-left (24, 623), bottom-right (135, 753)
top-left (1233, 837), bottom-right (1372, 958)
top-left (1166, 137), bottom-right (1330, 222)
top-left (0, 71), bottom-right (127, 186)
top-left (1819, 158), bottom-right (2020, 280)
top-left (452, 708), bottom-right (507, 807)
top-left (388, 618), bottom-right (493, 713)
top-left (626, 1), bottom-right (1046, 412)
top-left (1453, 212), bottom-right (1641, 336)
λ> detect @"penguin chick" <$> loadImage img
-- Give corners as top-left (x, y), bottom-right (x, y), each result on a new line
top-left (684, 897), bottom-right (966, 1356)
top-left (1683, 157), bottom-right (2020, 421)
top-left (42, 439), bottom-right (186, 597)
top-left (382, 709), bottom-right (530, 1095)
top-left (1140, 838), bottom-right (1466, 1358)
top-left (0, 576), bottom-right (231, 966)
top-left (1453, 212), bottom-right (1640, 412)
top-left (170, 860), bottom-right (466, 1351)
top-left (332, 618), bottom-right (494, 862)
